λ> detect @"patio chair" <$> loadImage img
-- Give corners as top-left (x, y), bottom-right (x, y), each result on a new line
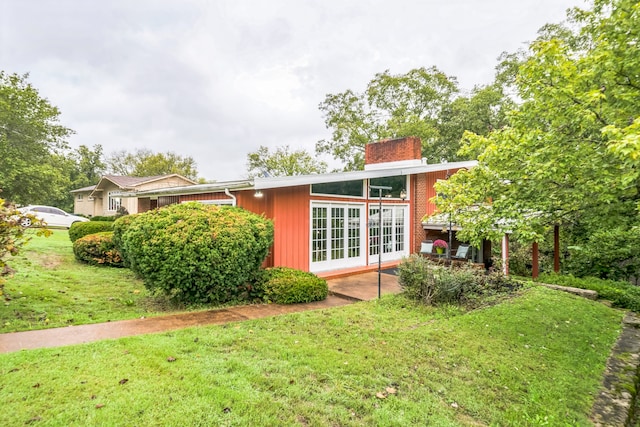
top-left (452, 244), bottom-right (470, 260)
top-left (420, 240), bottom-right (433, 255)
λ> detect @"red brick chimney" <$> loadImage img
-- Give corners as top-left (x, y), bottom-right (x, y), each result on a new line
top-left (364, 136), bottom-right (422, 168)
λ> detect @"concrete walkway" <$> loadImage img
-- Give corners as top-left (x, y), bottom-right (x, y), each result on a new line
top-left (0, 271), bottom-right (401, 354)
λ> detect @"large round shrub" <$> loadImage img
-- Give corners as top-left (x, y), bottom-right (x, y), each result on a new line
top-left (69, 221), bottom-right (114, 243)
top-left (112, 214), bottom-right (139, 267)
top-left (118, 203), bottom-right (274, 303)
top-left (73, 232), bottom-right (124, 267)
top-left (258, 267), bottom-right (328, 304)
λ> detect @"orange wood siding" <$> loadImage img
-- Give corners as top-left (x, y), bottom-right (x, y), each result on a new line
top-left (271, 186), bottom-right (310, 270)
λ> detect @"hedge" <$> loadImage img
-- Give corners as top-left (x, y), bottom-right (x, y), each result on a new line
top-left (69, 221), bottom-right (114, 243)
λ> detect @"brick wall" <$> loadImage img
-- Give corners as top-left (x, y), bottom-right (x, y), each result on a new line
top-left (365, 136), bottom-right (421, 165)
top-left (413, 174), bottom-right (429, 252)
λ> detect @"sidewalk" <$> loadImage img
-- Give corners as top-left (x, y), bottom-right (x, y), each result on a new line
top-left (0, 271), bottom-right (401, 354)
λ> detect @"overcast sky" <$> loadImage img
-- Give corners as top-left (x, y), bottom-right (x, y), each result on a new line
top-left (1, 0), bottom-right (584, 181)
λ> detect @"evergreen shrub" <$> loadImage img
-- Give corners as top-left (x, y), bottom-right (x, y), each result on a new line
top-left (90, 216), bottom-right (116, 222)
top-left (72, 232), bottom-right (124, 267)
top-left (68, 221), bottom-right (114, 243)
top-left (258, 267), bottom-right (328, 304)
top-left (112, 214), bottom-right (138, 266)
top-left (117, 203), bottom-right (273, 303)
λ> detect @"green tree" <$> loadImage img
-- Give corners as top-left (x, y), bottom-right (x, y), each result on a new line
top-left (437, 0), bottom-right (640, 279)
top-left (0, 72), bottom-right (73, 205)
top-left (106, 148), bottom-right (198, 180)
top-left (246, 145), bottom-right (327, 178)
top-left (45, 144), bottom-right (106, 212)
top-left (317, 67), bottom-right (458, 170)
top-left (316, 67), bottom-right (513, 170)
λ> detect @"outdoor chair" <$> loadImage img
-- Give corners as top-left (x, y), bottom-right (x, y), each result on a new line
top-left (452, 244), bottom-right (470, 260)
top-left (420, 240), bottom-right (434, 255)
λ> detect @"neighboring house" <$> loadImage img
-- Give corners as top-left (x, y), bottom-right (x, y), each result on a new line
top-left (114, 137), bottom-right (487, 278)
top-left (71, 174), bottom-right (196, 217)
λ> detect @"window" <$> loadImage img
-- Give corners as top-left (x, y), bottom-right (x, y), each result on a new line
top-left (368, 205), bottom-right (408, 263)
top-left (311, 180), bottom-right (364, 197)
top-left (311, 203), bottom-right (365, 271)
top-left (76, 194), bottom-right (83, 201)
top-left (369, 176), bottom-right (407, 199)
top-left (108, 192), bottom-right (121, 211)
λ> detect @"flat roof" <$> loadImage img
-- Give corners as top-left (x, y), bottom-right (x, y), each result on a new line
top-left (112, 160), bottom-right (477, 198)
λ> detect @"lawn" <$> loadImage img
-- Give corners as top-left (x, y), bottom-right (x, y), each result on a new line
top-left (1, 230), bottom-right (195, 333)
top-left (0, 286), bottom-right (624, 426)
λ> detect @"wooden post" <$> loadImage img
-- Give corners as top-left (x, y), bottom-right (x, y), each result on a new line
top-left (532, 242), bottom-right (539, 279)
top-left (554, 225), bottom-right (560, 273)
top-left (502, 234), bottom-right (509, 276)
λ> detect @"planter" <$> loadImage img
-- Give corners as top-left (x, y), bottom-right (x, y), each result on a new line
top-left (436, 247), bottom-right (444, 254)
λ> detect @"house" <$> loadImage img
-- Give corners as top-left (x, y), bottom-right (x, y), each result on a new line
top-left (70, 174), bottom-right (196, 217)
top-left (113, 137), bottom-right (487, 277)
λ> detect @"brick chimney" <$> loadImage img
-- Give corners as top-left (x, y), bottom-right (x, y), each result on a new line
top-left (364, 136), bottom-right (423, 170)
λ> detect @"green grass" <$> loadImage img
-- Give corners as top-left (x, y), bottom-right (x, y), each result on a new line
top-left (0, 287), bottom-right (624, 426)
top-left (1, 230), bottom-right (193, 333)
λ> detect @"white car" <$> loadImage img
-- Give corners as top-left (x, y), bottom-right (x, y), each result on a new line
top-left (18, 205), bottom-right (90, 228)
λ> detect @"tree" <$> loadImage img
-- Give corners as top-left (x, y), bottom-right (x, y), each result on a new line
top-left (246, 145), bottom-right (327, 178)
top-left (105, 148), bottom-right (199, 180)
top-left (437, 0), bottom-right (640, 279)
top-left (44, 144), bottom-right (106, 212)
top-left (0, 72), bottom-right (73, 205)
top-left (316, 67), bottom-right (513, 170)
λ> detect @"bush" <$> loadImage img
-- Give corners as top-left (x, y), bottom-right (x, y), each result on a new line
top-left (538, 273), bottom-right (640, 312)
top-left (398, 254), bottom-right (521, 306)
top-left (117, 203), bottom-right (273, 304)
top-left (69, 221), bottom-right (114, 243)
top-left (257, 267), bottom-right (328, 304)
top-left (90, 216), bottom-right (116, 222)
top-left (112, 214), bottom-right (139, 267)
top-left (72, 232), bottom-right (124, 267)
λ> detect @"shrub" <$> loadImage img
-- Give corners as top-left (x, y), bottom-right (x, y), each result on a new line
top-left (90, 216), bottom-right (116, 222)
top-left (72, 232), bottom-right (124, 267)
top-left (398, 254), bottom-right (521, 306)
top-left (538, 273), bottom-right (640, 312)
top-left (112, 214), bottom-right (139, 267)
top-left (258, 267), bottom-right (328, 304)
top-left (69, 221), bottom-right (114, 243)
top-left (118, 203), bottom-right (273, 304)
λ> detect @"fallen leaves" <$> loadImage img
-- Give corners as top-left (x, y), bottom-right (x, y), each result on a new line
top-left (375, 386), bottom-right (398, 399)
top-left (167, 356), bottom-right (177, 362)
top-left (119, 378), bottom-right (128, 385)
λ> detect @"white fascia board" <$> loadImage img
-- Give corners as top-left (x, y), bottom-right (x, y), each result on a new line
top-left (253, 160), bottom-right (477, 190)
top-left (111, 180), bottom-right (254, 198)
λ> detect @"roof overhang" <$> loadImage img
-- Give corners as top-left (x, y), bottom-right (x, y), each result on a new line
top-left (254, 160), bottom-right (478, 190)
top-left (111, 180), bottom-right (254, 198)
top-left (111, 160), bottom-right (478, 198)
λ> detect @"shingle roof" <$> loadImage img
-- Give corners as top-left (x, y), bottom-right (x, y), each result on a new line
top-left (103, 175), bottom-right (170, 188)
top-left (70, 185), bottom-right (96, 193)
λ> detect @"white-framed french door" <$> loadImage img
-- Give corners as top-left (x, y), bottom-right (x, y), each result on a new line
top-left (368, 204), bottom-right (410, 264)
top-left (310, 203), bottom-right (366, 272)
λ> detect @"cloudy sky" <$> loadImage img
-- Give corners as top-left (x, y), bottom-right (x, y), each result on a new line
top-left (1, 0), bottom-right (584, 181)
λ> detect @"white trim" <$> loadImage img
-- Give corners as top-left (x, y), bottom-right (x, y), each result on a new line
top-left (367, 203), bottom-right (410, 265)
top-left (182, 199), bottom-right (235, 206)
top-left (309, 202), bottom-right (367, 273)
top-left (255, 160), bottom-right (477, 191)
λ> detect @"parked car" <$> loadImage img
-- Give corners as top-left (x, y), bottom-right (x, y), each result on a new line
top-left (18, 205), bottom-right (89, 228)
